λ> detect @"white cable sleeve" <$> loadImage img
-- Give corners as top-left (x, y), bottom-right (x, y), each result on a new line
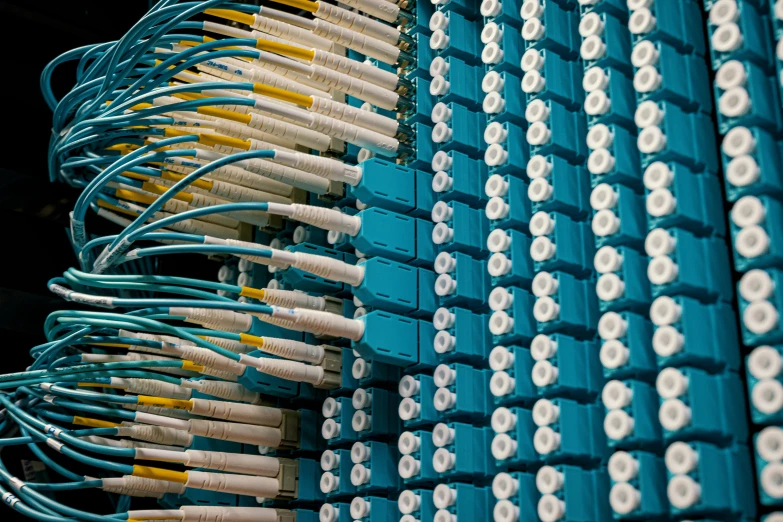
top-left (247, 113), bottom-right (331, 151)
top-left (189, 399), bottom-right (283, 426)
top-left (117, 425), bottom-right (193, 447)
top-left (181, 506), bottom-right (279, 522)
top-left (315, 2), bottom-right (400, 45)
top-left (164, 160), bottom-right (294, 198)
top-left (188, 419), bottom-right (283, 447)
top-left (80, 436), bottom-right (183, 452)
top-left (272, 149), bottom-right (362, 185)
top-left (308, 112), bottom-right (399, 155)
top-left (110, 378), bottom-right (193, 400)
top-left (199, 368), bottom-right (240, 382)
top-left (259, 289), bottom-right (327, 311)
top-left (101, 477), bottom-right (185, 497)
top-left (169, 308), bottom-right (254, 332)
top-left (238, 354), bottom-right (325, 385)
top-left (337, 0), bottom-right (400, 23)
top-left (308, 96), bottom-right (399, 137)
top-left (312, 19), bottom-right (400, 64)
top-left (162, 344), bottom-right (246, 375)
top-left (254, 314), bottom-right (303, 331)
top-left (267, 306), bottom-right (365, 340)
top-left (245, 158), bottom-right (332, 194)
top-left (267, 202), bottom-right (362, 235)
top-left (256, 336), bottom-right (325, 364)
top-left (310, 49), bottom-right (399, 90)
top-left (204, 236), bottom-right (290, 268)
top-left (259, 5), bottom-right (316, 29)
top-left (180, 380), bottom-right (261, 403)
top-left (126, 510), bottom-right (182, 520)
top-left (126, 405), bottom-right (193, 419)
top-left (197, 60), bottom-right (331, 100)
top-left (309, 64), bottom-right (399, 110)
top-left (135, 448), bottom-right (280, 477)
top-left (202, 336), bottom-right (254, 354)
top-left (279, 251), bottom-right (365, 286)
top-left (251, 14), bottom-right (333, 51)
top-left (134, 412), bottom-right (191, 431)
top-left (185, 471), bottom-right (280, 498)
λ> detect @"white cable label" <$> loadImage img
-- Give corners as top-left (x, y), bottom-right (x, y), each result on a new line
top-left (44, 424), bottom-right (62, 438)
top-left (2, 492), bottom-right (19, 508)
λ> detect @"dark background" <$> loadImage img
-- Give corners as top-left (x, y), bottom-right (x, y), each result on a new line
top-left (0, 2), bottom-right (195, 518)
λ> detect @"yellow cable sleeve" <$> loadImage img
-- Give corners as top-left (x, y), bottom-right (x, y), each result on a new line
top-left (132, 465), bottom-right (188, 484)
top-left (204, 9), bottom-right (256, 26)
top-left (239, 287), bottom-right (266, 300)
top-left (96, 200), bottom-right (139, 218)
top-left (253, 83), bottom-right (313, 108)
top-left (181, 361), bottom-right (205, 372)
top-left (141, 181), bottom-right (196, 204)
top-left (85, 341), bottom-right (133, 348)
top-left (73, 416), bottom-right (121, 429)
top-left (256, 38), bottom-right (315, 62)
top-left (196, 106), bottom-right (252, 125)
top-left (200, 132), bottom-right (251, 151)
top-left (136, 395), bottom-right (193, 410)
top-left (159, 171), bottom-right (214, 192)
top-left (77, 382), bottom-right (123, 389)
top-left (115, 189), bottom-right (156, 206)
top-left (239, 332), bottom-right (265, 348)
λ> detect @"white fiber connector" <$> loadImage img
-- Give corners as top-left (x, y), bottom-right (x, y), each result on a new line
top-left (169, 308), bottom-right (253, 332)
top-left (266, 203), bottom-right (362, 235)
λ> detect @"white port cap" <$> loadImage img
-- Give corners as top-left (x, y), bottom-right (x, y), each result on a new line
top-left (711, 22), bottom-right (743, 53)
top-left (743, 300), bottom-right (779, 334)
top-left (665, 441), bottom-right (699, 474)
top-left (658, 398), bottom-right (692, 431)
top-left (528, 177), bottom-right (553, 202)
top-left (432, 422), bottom-right (455, 447)
top-left (491, 433), bottom-right (518, 460)
top-left (481, 21), bottom-right (503, 43)
top-left (486, 173), bottom-right (510, 196)
top-left (434, 364), bottom-right (456, 387)
top-left (521, 49), bottom-right (544, 72)
top-left (489, 370), bottom-right (517, 397)
top-left (747, 345), bottom-right (782, 379)
top-left (350, 497), bottom-right (370, 520)
top-left (434, 252), bottom-right (457, 275)
top-left (637, 125), bottom-right (667, 154)
top-left (719, 86), bottom-right (751, 118)
top-left (432, 224), bottom-right (454, 246)
top-left (488, 253), bottom-right (512, 277)
top-left (398, 490), bottom-right (421, 515)
top-left (533, 426), bottom-right (561, 455)
top-left (489, 310), bottom-right (514, 335)
top-left (536, 466), bottom-right (564, 494)
top-left (527, 121), bottom-right (551, 146)
top-left (753, 379), bottom-right (783, 414)
top-left (522, 70), bottom-right (546, 93)
top-left (731, 195), bottom-right (766, 227)
top-left (493, 472), bottom-right (519, 500)
top-left (482, 42), bottom-right (504, 65)
top-left (486, 196), bottom-right (510, 220)
top-left (493, 500), bottom-right (520, 522)
top-left (398, 455), bottom-right (421, 479)
top-left (432, 150), bottom-right (453, 172)
top-left (602, 380), bottom-right (633, 409)
top-left (579, 12), bottom-right (604, 37)
top-left (399, 375), bottom-right (421, 398)
top-left (725, 155), bottom-right (761, 187)
top-left (432, 122), bottom-right (453, 144)
top-left (722, 126), bottom-right (756, 157)
top-left (587, 123), bottom-right (613, 149)
top-left (656, 367), bottom-right (689, 399)
top-left (352, 388), bottom-right (371, 409)
top-left (604, 409), bottom-right (635, 441)
top-left (716, 60), bottom-right (747, 90)
top-left (530, 334), bottom-right (557, 361)
top-left (485, 143), bottom-right (509, 167)
top-left (530, 236), bottom-right (556, 262)
top-left (762, 462), bottom-right (783, 499)
top-left (531, 359), bottom-right (559, 387)
top-left (490, 345), bottom-right (515, 371)
top-left (652, 325), bottom-right (685, 357)
top-left (600, 340), bottom-right (630, 369)
top-left (634, 65), bottom-right (662, 93)
top-left (398, 398), bottom-right (421, 421)
top-left (598, 312), bottom-right (628, 340)
top-left (320, 504), bottom-right (337, 522)
top-left (433, 484), bottom-right (456, 509)
top-left (430, 75), bottom-right (451, 96)
top-left (522, 17), bottom-right (546, 40)
top-left (735, 225), bottom-right (771, 259)
top-left (533, 296), bottom-right (560, 323)
top-left (527, 154), bottom-right (552, 179)
top-left (431, 102), bottom-right (452, 124)
top-left (537, 494), bottom-right (565, 522)
top-left (525, 99), bottom-right (550, 123)
top-left (491, 406), bottom-right (517, 433)
top-left (430, 29), bottom-right (450, 50)
top-left (399, 431), bottom-right (420, 455)
top-left (645, 228), bottom-right (676, 257)
top-left (520, 0), bottom-right (543, 20)
top-left (583, 66), bottom-right (609, 92)
top-left (643, 161), bottom-right (674, 190)
top-left (483, 70), bottom-right (505, 93)
top-left (530, 211), bottom-right (555, 236)
top-left (322, 397), bottom-right (341, 418)
top-left (321, 450), bottom-right (339, 471)
top-left (433, 388), bottom-right (456, 412)
top-left (484, 91), bottom-right (506, 114)
top-left (608, 451), bottom-right (639, 482)
top-left (584, 89), bottom-right (611, 115)
top-left (757, 426), bottom-right (783, 461)
top-left (710, 0), bottom-right (740, 25)
top-left (628, 8), bottom-right (656, 35)
top-left (488, 228), bottom-right (512, 252)
top-left (647, 255), bottom-right (679, 285)
top-left (581, 35), bottom-right (607, 61)
top-left (590, 183), bottom-right (618, 210)
top-left (596, 273), bottom-right (625, 301)
top-left (610, 483), bottom-right (641, 515)
top-left (650, 295), bottom-right (681, 326)
top-left (532, 271), bottom-right (558, 297)
top-left (489, 286), bottom-right (514, 311)
top-left (667, 475), bottom-right (701, 509)
top-left (588, 148), bottom-right (616, 175)
top-left (631, 40), bottom-right (659, 67)
top-left (532, 398), bottom-right (560, 426)
top-left (592, 209), bottom-right (621, 237)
